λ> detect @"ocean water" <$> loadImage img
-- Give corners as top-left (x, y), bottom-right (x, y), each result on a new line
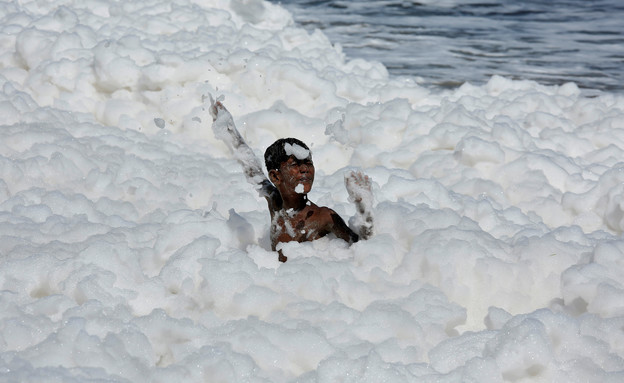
top-left (273, 0), bottom-right (624, 93)
top-left (1, 0), bottom-right (624, 382)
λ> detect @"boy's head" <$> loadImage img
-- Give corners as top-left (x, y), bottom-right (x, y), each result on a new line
top-left (265, 138), bottom-right (314, 196)
top-left (264, 138), bottom-right (311, 171)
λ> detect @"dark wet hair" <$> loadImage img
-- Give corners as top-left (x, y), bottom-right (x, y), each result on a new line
top-left (264, 138), bottom-right (311, 171)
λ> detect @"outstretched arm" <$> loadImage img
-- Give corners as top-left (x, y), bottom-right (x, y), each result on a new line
top-left (345, 171), bottom-right (374, 240)
top-left (209, 97), bottom-right (276, 199)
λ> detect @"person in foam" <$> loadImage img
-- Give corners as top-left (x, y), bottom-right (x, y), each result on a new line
top-left (210, 98), bottom-right (373, 262)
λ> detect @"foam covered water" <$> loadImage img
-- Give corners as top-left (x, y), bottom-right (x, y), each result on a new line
top-left (1, 0), bottom-right (624, 382)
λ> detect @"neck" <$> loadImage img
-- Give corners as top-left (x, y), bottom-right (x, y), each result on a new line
top-left (281, 193), bottom-right (308, 211)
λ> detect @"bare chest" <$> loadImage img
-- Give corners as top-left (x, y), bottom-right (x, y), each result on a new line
top-left (270, 207), bottom-right (328, 247)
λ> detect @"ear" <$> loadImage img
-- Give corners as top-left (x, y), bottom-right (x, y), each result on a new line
top-left (269, 169), bottom-right (281, 185)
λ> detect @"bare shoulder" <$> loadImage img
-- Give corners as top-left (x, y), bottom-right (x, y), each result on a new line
top-left (294, 204), bottom-right (337, 229)
top-left (316, 206), bottom-right (351, 232)
top-left (312, 205), bottom-right (338, 221)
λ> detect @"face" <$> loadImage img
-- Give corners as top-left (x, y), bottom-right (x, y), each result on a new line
top-left (272, 155), bottom-right (315, 195)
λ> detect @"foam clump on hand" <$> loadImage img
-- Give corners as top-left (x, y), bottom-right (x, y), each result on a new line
top-left (209, 95), bottom-right (237, 146)
top-left (345, 171), bottom-right (374, 239)
top-left (345, 171), bottom-right (373, 205)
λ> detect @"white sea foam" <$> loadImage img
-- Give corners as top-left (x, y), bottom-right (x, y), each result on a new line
top-left (284, 142), bottom-right (310, 160)
top-left (1, 0), bottom-right (624, 382)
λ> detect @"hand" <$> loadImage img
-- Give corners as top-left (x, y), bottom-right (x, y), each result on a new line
top-left (345, 171), bottom-right (372, 203)
top-left (208, 94), bottom-right (226, 122)
top-left (209, 95), bottom-right (243, 148)
top-left (345, 170), bottom-right (374, 239)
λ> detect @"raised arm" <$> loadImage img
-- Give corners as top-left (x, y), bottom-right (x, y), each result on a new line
top-left (345, 171), bottom-right (374, 240)
top-left (209, 97), bottom-right (276, 199)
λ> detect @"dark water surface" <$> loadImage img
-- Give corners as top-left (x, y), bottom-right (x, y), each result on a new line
top-left (271, 0), bottom-right (624, 94)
